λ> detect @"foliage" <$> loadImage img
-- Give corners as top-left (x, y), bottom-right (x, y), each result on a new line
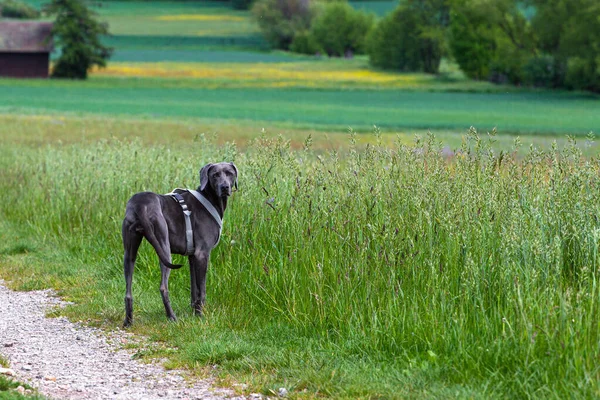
top-left (529, 0), bottom-right (600, 92)
top-left (565, 57), bottom-right (600, 92)
top-left (251, 0), bottom-right (313, 50)
top-left (448, 0), bottom-right (533, 85)
top-left (0, 0), bottom-right (40, 19)
top-left (367, 6), bottom-right (424, 71)
top-left (44, 0), bottom-right (113, 80)
top-left (1, 128), bottom-right (600, 398)
top-left (289, 30), bottom-right (322, 55)
top-left (449, 0), bottom-right (600, 91)
top-left (308, 2), bottom-right (374, 57)
top-left (449, 0), bottom-right (496, 80)
top-left (487, 36), bottom-right (530, 85)
top-left (231, 0), bottom-right (254, 11)
top-left (521, 55), bottom-right (565, 88)
top-left (368, 0), bottom-right (448, 73)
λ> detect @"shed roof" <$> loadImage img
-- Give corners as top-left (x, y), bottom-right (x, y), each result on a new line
top-left (0, 21), bottom-right (53, 52)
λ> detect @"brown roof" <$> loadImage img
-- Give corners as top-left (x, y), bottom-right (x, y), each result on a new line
top-left (0, 21), bottom-right (53, 52)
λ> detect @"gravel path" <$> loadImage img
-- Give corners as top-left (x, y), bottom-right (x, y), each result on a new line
top-left (0, 280), bottom-right (236, 400)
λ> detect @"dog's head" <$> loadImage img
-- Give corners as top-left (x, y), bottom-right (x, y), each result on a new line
top-left (199, 162), bottom-right (238, 198)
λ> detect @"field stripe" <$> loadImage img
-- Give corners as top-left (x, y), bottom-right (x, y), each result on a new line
top-left (0, 83), bottom-right (597, 134)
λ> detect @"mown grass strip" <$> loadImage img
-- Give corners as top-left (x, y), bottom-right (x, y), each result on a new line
top-left (0, 78), bottom-right (597, 135)
top-left (155, 14), bottom-right (247, 22)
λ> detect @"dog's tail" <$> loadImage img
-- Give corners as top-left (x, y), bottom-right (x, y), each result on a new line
top-left (138, 215), bottom-right (183, 270)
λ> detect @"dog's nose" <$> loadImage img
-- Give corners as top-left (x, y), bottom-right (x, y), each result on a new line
top-left (220, 184), bottom-right (230, 192)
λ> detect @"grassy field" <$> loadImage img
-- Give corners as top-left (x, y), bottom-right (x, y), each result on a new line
top-left (1, 122), bottom-right (599, 398)
top-left (1, 1), bottom-right (599, 398)
top-left (1, 76), bottom-right (598, 136)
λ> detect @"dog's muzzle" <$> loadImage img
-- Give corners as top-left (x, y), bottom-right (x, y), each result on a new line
top-left (219, 185), bottom-right (231, 197)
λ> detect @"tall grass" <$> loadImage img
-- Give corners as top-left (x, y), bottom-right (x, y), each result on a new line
top-left (1, 130), bottom-right (599, 397)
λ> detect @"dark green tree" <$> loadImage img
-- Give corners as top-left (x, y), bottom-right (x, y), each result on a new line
top-left (252, 0), bottom-right (313, 50)
top-left (449, 0), bottom-right (497, 80)
top-left (528, 0), bottom-right (600, 91)
top-left (44, 0), bottom-right (112, 79)
top-left (367, 0), bottom-right (449, 73)
top-left (448, 0), bottom-right (534, 84)
top-left (449, 0), bottom-right (600, 91)
top-left (309, 2), bottom-right (374, 57)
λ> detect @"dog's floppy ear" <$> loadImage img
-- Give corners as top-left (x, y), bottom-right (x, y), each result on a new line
top-left (199, 163), bottom-right (214, 192)
top-left (230, 162), bottom-right (238, 190)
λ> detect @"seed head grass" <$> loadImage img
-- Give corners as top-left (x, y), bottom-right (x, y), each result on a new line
top-left (0, 129), bottom-right (599, 398)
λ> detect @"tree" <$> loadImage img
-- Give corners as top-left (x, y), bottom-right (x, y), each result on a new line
top-left (449, 0), bottom-right (497, 80)
top-left (309, 2), bottom-right (374, 57)
top-left (252, 0), bottom-right (313, 50)
top-left (367, 0), bottom-right (449, 73)
top-left (44, 0), bottom-right (112, 79)
top-left (528, 0), bottom-right (600, 91)
top-left (448, 0), bottom-right (600, 91)
top-left (448, 0), bottom-right (534, 84)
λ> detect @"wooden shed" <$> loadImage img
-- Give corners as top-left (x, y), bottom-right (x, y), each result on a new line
top-left (0, 21), bottom-right (53, 78)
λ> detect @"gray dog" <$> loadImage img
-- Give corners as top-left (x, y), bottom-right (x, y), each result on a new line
top-left (121, 162), bottom-right (238, 327)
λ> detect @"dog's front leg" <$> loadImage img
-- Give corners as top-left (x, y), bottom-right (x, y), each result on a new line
top-left (189, 250), bottom-right (210, 317)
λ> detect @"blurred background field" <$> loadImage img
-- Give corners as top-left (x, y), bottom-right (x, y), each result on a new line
top-left (1, 0), bottom-right (598, 142)
top-left (1, 79), bottom-right (598, 138)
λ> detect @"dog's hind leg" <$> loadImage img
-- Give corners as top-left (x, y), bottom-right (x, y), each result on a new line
top-left (123, 222), bottom-right (143, 328)
top-left (160, 262), bottom-right (177, 322)
top-left (154, 219), bottom-right (177, 322)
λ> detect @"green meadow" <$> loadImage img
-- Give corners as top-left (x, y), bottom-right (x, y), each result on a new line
top-left (1, 0), bottom-right (600, 398)
top-left (1, 126), bottom-right (600, 399)
top-left (0, 78), bottom-right (598, 136)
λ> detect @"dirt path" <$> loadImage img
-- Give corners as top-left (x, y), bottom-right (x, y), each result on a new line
top-left (0, 280), bottom-right (237, 400)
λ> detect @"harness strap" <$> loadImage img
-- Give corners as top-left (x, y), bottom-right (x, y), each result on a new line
top-left (165, 188), bottom-right (224, 251)
top-left (166, 192), bottom-right (195, 256)
top-left (187, 189), bottom-right (223, 247)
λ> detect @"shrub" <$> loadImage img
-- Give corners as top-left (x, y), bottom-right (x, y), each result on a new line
top-left (522, 55), bottom-right (566, 88)
top-left (367, 0), bottom-right (446, 73)
top-left (565, 56), bottom-right (600, 92)
top-left (0, 0), bottom-right (40, 19)
top-left (367, 5), bottom-right (429, 72)
top-left (449, 0), bottom-right (543, 87)
top-left (231, 0), bottom-right (253, 10)
top-left (487, 35), bottom-right (529, 85)
top-left (289, 31), bottom-right (322, 55)
top-left (252, 0), bottom-right (313, 50)
top-left (309, 2), bottom-right (374, 57)
top-left (449, 3), bottom-right (496, 80)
